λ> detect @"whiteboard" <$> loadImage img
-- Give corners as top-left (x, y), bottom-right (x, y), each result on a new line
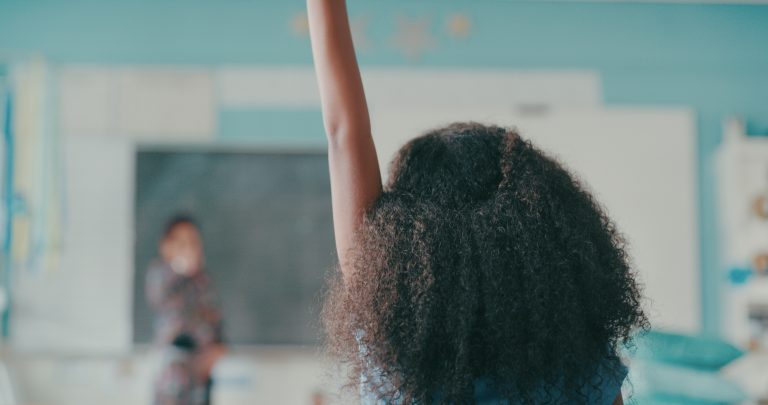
top-left (372, 107), bottom-right (700, 333)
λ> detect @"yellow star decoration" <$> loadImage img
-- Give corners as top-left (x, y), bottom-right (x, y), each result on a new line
top-left (392, 15), bottom-right (436, 60)
top-left (291, 12), bottom-right (310, 37)
top-left (446, 14), bottom-right (472, 38)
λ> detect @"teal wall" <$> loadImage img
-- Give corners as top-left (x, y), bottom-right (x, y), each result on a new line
top-left (2, 0), bottom-right (768, 335)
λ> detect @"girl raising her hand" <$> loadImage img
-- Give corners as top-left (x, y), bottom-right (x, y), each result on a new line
top-left (308, 1), bottom-right (647, 403)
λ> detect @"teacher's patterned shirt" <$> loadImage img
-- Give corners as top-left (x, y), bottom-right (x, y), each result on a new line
top-left (146, 260), bottom-right (223, 405)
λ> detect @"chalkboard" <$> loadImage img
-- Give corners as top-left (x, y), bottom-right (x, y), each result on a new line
top-left (133, 149), bottom-right (335, 346)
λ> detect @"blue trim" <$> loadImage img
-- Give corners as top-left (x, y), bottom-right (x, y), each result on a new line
top-left (2, 87), bottom-right (14, 338)
top-left (219, 108), bottom-right (325, 143)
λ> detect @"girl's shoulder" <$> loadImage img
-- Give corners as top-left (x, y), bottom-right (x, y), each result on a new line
top-left (464, 358), bottom-right (626, 404)
top-left (586, 356), bottom-right (628, 404)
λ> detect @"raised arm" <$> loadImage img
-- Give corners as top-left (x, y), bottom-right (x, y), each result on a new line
top-left (308, 0), bottom-right (382, 279)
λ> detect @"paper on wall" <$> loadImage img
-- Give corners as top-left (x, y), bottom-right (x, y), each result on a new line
top-left (59, 67), bottom-right (118, 137)
top-left (116, 68), bottom-right (215, 139)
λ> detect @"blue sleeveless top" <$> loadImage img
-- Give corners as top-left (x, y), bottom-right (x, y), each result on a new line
top-left (359, 351), bottom-right (627, 404)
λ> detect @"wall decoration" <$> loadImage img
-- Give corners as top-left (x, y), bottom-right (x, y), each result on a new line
top-left (350, 16), bottom-right (372, 51)
top-left (291, 12), bottom-right (310, 37)
top-left (11, 58), bottom-right (59, 273)
top-left (392, 15), bottom-right (436, 60)
top-left (291, 11), bottom-right (475, 58)
top-left (753, 195), bottom-right (768, 220)
top-left (292, 11), bottom-right (370, 51)
top-left (446, 13), bottom-right (472, 38)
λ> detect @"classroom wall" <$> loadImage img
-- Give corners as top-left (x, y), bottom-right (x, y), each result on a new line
top-left (1, 0), bottom-right (768, 338)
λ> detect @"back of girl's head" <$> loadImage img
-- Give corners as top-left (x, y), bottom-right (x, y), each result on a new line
top-left (385, 123), bottom-right (508, 208)
top-left (323, 122), bottom-right (647, 403)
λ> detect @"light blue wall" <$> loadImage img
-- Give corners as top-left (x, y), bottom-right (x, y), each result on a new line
top-left (2, 0), bottom-right (768, 336)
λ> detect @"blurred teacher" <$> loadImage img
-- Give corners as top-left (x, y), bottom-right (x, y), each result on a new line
top-left (146, 215), bottom-right (226, 405)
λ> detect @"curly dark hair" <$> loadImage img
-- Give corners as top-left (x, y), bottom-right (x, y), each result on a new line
top-left (323, 123), bottom-right (648, 403)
